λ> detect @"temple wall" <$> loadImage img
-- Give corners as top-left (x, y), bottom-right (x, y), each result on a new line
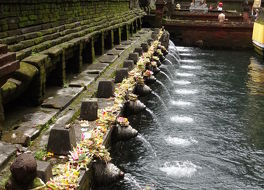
top-left (0, 0), bottom-right (131, 37)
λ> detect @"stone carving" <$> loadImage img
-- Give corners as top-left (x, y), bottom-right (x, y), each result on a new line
top-left (93, 161), bottom-right (124, 185)
top-left (6, 153), bottom-right (37, 189)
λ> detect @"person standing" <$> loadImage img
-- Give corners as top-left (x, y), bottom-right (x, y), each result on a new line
top-left (217, 2), bottom-right (223, 11)
top-left (218, 11), bottom-right (227, 22)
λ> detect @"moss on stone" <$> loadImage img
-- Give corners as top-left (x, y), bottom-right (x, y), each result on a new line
top-left (1, 81), bottom-right (17, 102)
top-left (14, 62), bottom-right (39, 82)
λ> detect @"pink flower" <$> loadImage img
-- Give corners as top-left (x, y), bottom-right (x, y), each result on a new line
top-left (71, 151), bottom-right (79, 161)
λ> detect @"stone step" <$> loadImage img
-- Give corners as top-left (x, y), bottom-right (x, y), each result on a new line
top-left (0, 60), bottom-right (20, 78)
top-left (0, 52), bottom-right (16, 66)
top-left (0, 44), bottom-right (8, 54)
top-left (3, 10), bottom-right (136, 52)
top-left (15, 14), bottom-right (140, 61)
top-left (0, 141), bottom-right (17, 170)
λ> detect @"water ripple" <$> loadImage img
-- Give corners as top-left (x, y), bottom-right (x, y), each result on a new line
top-left (165, 136), bottom-right (198, 147)
top-left (159, 161), bottom-right (200, 178)
top-left (170, 116), bottom-right (194, 123)
top-left (176, 72), bottom-right (195, 77)
top-left (175, 89), bottom-right (198, 95)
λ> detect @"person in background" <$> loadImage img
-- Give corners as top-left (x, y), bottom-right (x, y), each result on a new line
top-left (254, 9), bottom-right (259, 20)
top-left (217, 2), bottom-right (223, 11)
top-left (218, 11), bottom-right (228, 22)
top-left (176, 3), bottom-right (181, 10)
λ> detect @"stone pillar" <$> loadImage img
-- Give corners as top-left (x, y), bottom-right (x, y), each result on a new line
top-left (90, 38), bottom-right (96, 63)
top-left (166, 0), bottom-right (174, 18)
top-left (110, 30), bottom-right (114, 48)
top-left (0, 94), bottom-right (4, 125)
top-left (80, 98), bottom-right (98, 121)
top-left (47, 124), bottom-right (76, 155)
top-left (115, 68), bottom-right (129, 83)
top-left (155, 0), bottom-right (166, 27)
top-left (118, 27), bottom-right (122, 44)
top-left (58, 50), bottom-right (66, 86)
top-left (72, 42), bottom-right (83, 73)
top-left (23, 54), bottom-right (48, 105)
top-left (97, 80), bottom-right (114, 98)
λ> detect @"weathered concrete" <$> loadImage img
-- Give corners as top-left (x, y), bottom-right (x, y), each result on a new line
top-left (163, 19), bottom-right (253, 49)
top-left (36, 161), bottom-right (52, 183)
top-left (106, 49), bottom-right (124, 57)
top-left (134, 47), bottom-right (143, 56)
top-left (97, 80), bottom-right (115, 98)
top-left (123, 60), bottom-right (134, 71)
top-left (41, 87), bottom-right (84, 110)
top-left (115, 68), bottom-right (129, 83)
top-left (141, 42), bottom-right (149, 52)
top-left (0, 142), bottom-right (17, 170)
top-left (80, 98), bottom-right (98, 121)
top-left (115, 44), bottom-right (130, 50)
top-left (47, 124), bottom-right (76, 155)
top-left (128, 52), bottom-right (139, 64)
top-left (99, 55), bottom-right (118, 64)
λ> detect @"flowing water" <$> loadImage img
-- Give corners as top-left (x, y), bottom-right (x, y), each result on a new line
top-left (151, 91), bottom-right (167, 110)
top-left (100, 43), bottom-right (264, 189)
top-left (156, 80), bottom-right (172, 99)
top-left (159, 70), bottom-right (172, 82)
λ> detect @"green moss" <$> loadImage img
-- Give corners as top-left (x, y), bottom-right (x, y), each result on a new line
top-left (1, 81), bottom-right (17, 102)
top-left (0, 172), bottom-right (11, 189)
top-left (34, 37), bottom-right (44, 45)
top-left (34, 149), bottom-right (47, 160)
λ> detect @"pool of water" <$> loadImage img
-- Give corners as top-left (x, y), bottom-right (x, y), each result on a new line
top-left (98, 42), bottom-right (264, 190)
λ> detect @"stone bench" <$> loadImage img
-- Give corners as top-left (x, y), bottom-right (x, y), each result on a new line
top-left (0, 9), bottom-right (145, 108)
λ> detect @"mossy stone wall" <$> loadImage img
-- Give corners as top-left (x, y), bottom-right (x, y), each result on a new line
top-left (0, 0), bottom-right (131, 37)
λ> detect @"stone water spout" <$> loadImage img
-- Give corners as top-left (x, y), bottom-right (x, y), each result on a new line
top-left (145, 61), bottom-right (160, 75)
top-left (143, 70), bottom-right (157, 85)
top-left (133, 77), bottom-right (152, 97)
top-left (112, 124), bottom-right (138, 141)
top-left (93, 160), bottom-right (124, 186)
top-left (158, 44), bottom-right (169, 56)
top-left (121, 93), bottom-right (146, 116)
top-left (122, 100), bottom-right (147, 116)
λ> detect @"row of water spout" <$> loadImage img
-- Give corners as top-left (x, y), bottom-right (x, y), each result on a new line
top-left (98, 39), bottom-right (183, 188)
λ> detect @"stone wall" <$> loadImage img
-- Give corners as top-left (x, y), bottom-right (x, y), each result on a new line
top-left (0, 0), bottom-right (131, 37)
top-left (0, 0), bottom-right (144, 123)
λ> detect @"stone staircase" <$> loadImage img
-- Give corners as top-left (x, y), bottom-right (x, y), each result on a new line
top-left (0, 44), bottom-right (20, 123)
top-left (0, 45), bottom-right (19, 86)
top-left (0, 8), bottom-right (145, 115)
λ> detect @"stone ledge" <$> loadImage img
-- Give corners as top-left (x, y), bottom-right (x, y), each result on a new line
top-left (0, 142), bottom-right (17, 170)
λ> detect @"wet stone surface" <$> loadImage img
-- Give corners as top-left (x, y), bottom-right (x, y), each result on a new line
top-left (106, 49), bottom-right (124, 56)
top-left (99, 54), bottom-right (118, 63)
top-left (121, 40), bottom-right (133, 45)
top-left (42, 87), bottom-right (84, 109)
top-left (0, 142), bottom-right (17, 168)
top-left (115, 44), bottom-right (130, 50)
top-left (2, 108), bottom-right (58, 146)
top-left (69, 72), bottom-right (96, 87)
